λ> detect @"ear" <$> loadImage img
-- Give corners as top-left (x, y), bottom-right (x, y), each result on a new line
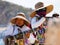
top-left (24, 21), bottom-right (28, 26)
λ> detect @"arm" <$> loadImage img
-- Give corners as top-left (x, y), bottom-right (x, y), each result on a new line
top-left (31, 17), bottom-right (46, 29)
top-left (0, 23), bottom-right (13, 38)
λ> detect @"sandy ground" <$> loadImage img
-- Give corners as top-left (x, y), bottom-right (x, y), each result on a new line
top-left (45, 25), bottom-right (60, 45)
top-left (45, 18), bottom-right (60, 45)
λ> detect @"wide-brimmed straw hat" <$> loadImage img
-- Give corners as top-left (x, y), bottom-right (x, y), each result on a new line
top-left (30, 5), bottom-right (53, 18)
top-left (10, 12), bottom-right (30, 25)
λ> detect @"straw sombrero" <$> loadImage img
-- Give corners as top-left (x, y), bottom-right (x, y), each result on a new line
top-left (10, 12), bottom-right (30, 25)
top-left (30, 5), bottom-right (53, 18)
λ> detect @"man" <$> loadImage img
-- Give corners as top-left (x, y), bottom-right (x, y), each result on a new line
top-left (30, 2), bottom-right (45, 45)
top-left (30, 2), bottom-right (53, 45)
top-left (2, 12), bottom-right (35, 45)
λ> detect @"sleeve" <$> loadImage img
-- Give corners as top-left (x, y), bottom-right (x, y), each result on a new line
top-left (31, 17), bottom-right (37, 28)
top-left (31, 17), bottom-right (46, 29)
top-left (1, 23), bottom-right (13, 38)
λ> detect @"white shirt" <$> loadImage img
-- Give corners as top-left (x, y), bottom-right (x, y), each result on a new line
top-left (2, 23), bottom-right (35, 44)
top-left (31, 15), bottom-right (46, 29)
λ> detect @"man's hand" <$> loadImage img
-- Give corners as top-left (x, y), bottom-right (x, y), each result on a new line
top-left (30, 11), bottom-right (36, 18)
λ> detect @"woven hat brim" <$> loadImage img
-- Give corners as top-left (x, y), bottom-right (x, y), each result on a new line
top-left (11, 16), bottom-right (30, 25)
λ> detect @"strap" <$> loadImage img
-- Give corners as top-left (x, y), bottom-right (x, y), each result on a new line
top-left (18, 28), bottom-right (22, 33)
top-left (13, 25), bottom-right (22, 33)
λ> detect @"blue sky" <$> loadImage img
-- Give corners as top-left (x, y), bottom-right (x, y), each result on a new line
top-left (3, 0), bottom-right (60, 16)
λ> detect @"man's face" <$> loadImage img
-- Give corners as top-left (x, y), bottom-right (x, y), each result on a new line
top-left (15, 18), bottom-right (24, 26)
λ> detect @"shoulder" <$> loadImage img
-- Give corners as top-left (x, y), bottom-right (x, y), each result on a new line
top-left (21, 25), bottom-right (31, 30)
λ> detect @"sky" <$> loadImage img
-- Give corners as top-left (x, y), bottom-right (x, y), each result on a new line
top-left (3, 0), bottom-right (60, 16)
